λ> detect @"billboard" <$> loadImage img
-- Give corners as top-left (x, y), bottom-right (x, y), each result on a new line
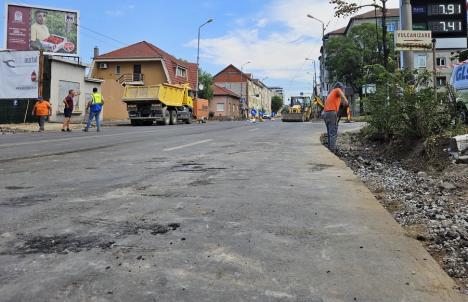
top-left (5, 3), bottom-right (79, 56)
top-left (0, 51), bottom-right (39, 99)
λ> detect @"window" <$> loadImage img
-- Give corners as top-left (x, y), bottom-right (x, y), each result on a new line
top-left (436, 57), bottom-right (446, 67)
top-left (115, 65), bottom-right (121, 75)
top-left (176, 66), bottom-right (187, 78)
top-left (216, 103), bottom-right (225, 112)
top-left (387, 22), bottom-right (397, 32)
top-left (436, 76), bottom-right (447, 87)
top-left (415, 54), bottom-right (427, 68)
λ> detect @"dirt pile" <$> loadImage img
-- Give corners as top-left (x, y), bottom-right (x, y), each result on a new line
top-left (334, 131), bottom-right (468, 294)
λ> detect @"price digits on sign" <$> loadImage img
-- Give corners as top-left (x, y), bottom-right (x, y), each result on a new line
top-left (428, 4), bottom-right (462, 15)
top-left (428, 20), bottom-right (463, 32)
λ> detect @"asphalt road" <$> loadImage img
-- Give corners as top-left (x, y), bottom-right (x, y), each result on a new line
top-left (0, 121), bottom-right (465, 302)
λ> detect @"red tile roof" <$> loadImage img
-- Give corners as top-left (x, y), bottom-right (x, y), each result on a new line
top-left (96, 41), bottom-right (197, 89)
top-left (326, 26), bottom-right (346, 36)
top-left (352, 8), bottom-right (399, 20)
top-left (213, 85), bottom-right (240, 98)
top-left (213, 64), bottom-right (252, 82)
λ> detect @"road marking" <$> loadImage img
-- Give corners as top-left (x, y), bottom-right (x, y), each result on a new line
top-left (164, 139), bottom-right (213, 152)
top-left (0, 127), bottom-right (198, 148)
top-left (248, 128), bottom-right (259, 132)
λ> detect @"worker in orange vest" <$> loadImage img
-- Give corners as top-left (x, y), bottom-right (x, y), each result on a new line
top-left (323, 82), bottom-right (349, 153)
top-left (32, 96), bottom-right (52, 132)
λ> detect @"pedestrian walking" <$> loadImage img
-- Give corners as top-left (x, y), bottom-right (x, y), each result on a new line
top-left (62, 89), bottom-right (80, 132)
top-left (32, 96), bottom-right (52, 132)
top-left (322, 82), bottom-right (348, 153)
top-left (83, 88), bottom-right (104, 132)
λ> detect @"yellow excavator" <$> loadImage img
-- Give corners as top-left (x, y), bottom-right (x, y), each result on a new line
top-left (282, 96), bottom-right (323, 122)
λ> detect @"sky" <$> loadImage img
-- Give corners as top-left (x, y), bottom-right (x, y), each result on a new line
top-left (1, 0), bottom-right (400, 99)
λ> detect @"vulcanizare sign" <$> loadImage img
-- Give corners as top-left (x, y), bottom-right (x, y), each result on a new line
top-left (395, 30), bottom-right (433, 51)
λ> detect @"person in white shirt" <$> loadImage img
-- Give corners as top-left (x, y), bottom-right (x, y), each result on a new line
top-left (30, 10), bottom-right (50, 46)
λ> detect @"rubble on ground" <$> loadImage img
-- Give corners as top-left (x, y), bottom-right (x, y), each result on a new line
top-left (334, 132), bottom-right (468, 295)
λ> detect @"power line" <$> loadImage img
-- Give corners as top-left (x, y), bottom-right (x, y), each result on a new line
top-left (74, 23), bottom-right (127, 46)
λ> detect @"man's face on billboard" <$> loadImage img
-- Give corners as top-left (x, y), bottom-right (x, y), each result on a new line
top-left (35, 11), bottom-right (46, 25)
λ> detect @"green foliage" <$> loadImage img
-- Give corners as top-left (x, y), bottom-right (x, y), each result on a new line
top-left (363, 66), bottom-right (456, 142)
top-left (324, 23), bottom-right (395, 93)
top-left (271, 96), bottom-right (283, 113)
top-left (198, 70), bottom-right (214, 100)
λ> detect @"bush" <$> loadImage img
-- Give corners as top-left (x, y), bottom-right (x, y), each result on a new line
top-left (363, 66), bottom-right (455, 142)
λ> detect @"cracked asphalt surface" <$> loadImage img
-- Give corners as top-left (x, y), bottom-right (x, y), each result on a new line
top-left (0, 121), bottom-right (465, 302)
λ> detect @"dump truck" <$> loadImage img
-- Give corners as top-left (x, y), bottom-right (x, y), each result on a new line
top-left (281, 96), bottom-right (313, 122)
top-left (122, 83), bottom-right (193, 126)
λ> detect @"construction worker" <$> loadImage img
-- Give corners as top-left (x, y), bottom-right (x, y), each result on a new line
top-left (62, 89), bottom-right (80, 132)
top-left (32, 96), bottom-right (52, 132)
top-left (84, 88), bottom-right (104, 132)
top-left (323, 82), bottom-right (348, 153)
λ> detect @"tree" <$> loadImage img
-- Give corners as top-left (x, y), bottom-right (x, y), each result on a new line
top-left (329, 0), bottom-right (390, 69)
top-left (271, 95), bottom-right (283, 113)
top-left (324, 23), bottom-right (394, 96)
top-left (197, 70), bottom-right (214, 100)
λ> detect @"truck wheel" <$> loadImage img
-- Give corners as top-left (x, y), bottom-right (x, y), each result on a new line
top-left (170, 110), bottom-right (177, 125)
top-left (162, 112), bottom-right (170, 125)
top-left (186, 114), bottom-right (193, 124)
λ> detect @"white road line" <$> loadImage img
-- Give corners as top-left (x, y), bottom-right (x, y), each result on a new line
top-left (0, 127), bottom-right (198, 148)
top-left (163, 139), bottom-right (213, 152)
top-left (248, 128), bottom-right (259, 132)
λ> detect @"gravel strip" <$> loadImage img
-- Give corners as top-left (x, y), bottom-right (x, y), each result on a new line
top-left (333, 132), bottom-right (468, 295)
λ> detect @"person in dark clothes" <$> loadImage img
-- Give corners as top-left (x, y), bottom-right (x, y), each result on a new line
top-left (62, 89), bottom-right (80, 132)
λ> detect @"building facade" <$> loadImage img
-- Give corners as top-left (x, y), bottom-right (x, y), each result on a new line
top-left (213, 64), bottom-right (274, 116)
top-left (211, 85), bottom-right (240, 119)
top-left (320, 9), bottom-right (400, 97)
top-left (48, 57), bottom-right (102, 123)
top-left (90, 41), bottom-right (197, 121)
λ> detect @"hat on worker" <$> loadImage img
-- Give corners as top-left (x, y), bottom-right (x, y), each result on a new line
top-left (334, 82), bottom-right (345, 89)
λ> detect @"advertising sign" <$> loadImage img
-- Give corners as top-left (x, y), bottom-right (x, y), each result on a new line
top-left (451, 61), bottom-right (468, 90)
top-left (0, 51), bottom-right (39, 99)
top-left (395, 30), bottom-right (432, 51)
top-left (5, 3), bottom-right (79, 56)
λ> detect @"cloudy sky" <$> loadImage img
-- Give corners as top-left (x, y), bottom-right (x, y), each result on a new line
top-left (1, 0), bottom-right (400, 98)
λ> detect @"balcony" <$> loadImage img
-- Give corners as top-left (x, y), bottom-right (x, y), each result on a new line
top-left (117, 73), bottom-right (145, 86)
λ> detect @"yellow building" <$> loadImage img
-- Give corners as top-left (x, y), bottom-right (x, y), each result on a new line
top-left (90, 41), bottom-right (197, 121)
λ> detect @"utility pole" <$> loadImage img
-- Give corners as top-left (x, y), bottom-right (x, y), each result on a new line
top-left (432, 39), bottom-right (437, 102)
top-left (381, 0), bottom-right (388, 68)
top-left (240, 61), bottom-right (251, 119)
top-left (313, 60), bottom-right (317, 97)
top-left (400, 0), bottom-right (413, 69)
top-left (195, 19), bottom-right (213, 99)
top-left (307, 15), bottom-right (329, 97)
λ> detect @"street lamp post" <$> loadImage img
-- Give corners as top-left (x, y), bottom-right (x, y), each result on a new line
top-left (240, 61), bottom-right (251, 118)
top-left (307, 14), bottom-right (329, 98)
top-left (195, 18), bottom-right (213, 99)
top-left (305, 58), bottom-right (317, 97)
